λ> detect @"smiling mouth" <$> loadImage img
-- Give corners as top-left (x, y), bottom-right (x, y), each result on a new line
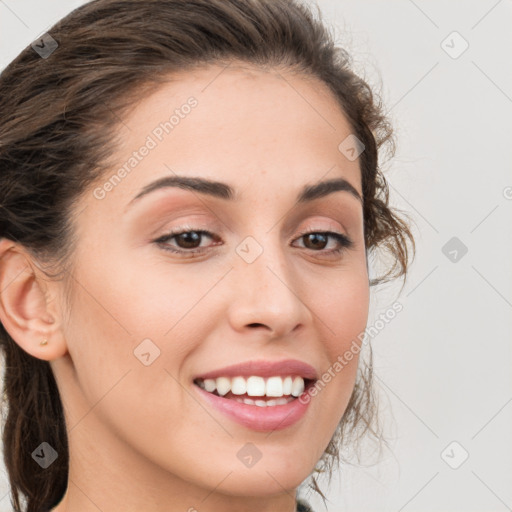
top-left (193, 375), bottom-right (314, 407)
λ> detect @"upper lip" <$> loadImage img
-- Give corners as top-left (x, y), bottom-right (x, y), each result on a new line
top-left (194, 359), bottom-right (318, 381)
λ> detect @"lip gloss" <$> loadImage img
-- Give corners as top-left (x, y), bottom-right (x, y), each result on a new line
top-left (194, 385), bottom-right (311, 432)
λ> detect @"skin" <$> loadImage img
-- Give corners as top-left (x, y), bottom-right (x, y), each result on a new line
top-left (0, 63), bottom-right (369, 512)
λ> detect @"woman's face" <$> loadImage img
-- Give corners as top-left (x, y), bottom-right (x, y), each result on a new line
top-left (52, 64), bottom-right (369, 499)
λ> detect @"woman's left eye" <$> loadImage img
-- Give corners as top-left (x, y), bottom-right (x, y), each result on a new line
top-left (153, 228), bottom-right (353, 257)
top-left (292, 231), bottom-right (354, 255)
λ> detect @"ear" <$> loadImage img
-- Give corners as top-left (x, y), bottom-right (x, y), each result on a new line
top-left (0, 238), bottom-right (68, 361)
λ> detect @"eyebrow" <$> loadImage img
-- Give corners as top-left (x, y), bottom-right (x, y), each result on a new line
top-left (127, 175), bottom-right (362, 209)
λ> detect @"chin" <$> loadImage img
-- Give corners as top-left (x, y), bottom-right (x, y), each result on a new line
top-left (207, 451), bottom-right (316, 497)
top-left (217, 471), bottom-right (308, 497)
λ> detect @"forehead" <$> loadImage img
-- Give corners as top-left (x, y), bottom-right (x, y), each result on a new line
top-left (96, 63), bottom-right (362, 208)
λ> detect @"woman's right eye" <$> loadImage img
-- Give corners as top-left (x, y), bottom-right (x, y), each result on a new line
top-left (153, 229), bottom-right (222, 256)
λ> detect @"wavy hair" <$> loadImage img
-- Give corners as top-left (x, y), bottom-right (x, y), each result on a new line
top-left (0, 0), bottom-right (415, 510)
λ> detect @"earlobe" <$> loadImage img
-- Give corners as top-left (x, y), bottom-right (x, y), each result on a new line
top-left (0, 238), bottom-right (68, 361)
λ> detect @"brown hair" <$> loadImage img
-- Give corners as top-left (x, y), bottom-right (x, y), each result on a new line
top-left (0, 0), bottom-right (415, 510)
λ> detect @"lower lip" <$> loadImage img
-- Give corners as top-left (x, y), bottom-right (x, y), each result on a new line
top-left (193, 385), bottom-right (312, 432)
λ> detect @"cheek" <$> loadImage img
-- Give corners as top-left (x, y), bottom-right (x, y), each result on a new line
top-left (69, 249), bottom-right (211, 346)
top-left (305, 267), bottom-right (369, 433)
top-left (108, 254), bottom-right (228, 334)
top-left (62, 250), bottom-right (230, 411)
top-left (61, 265), bottom-right (195, 444)
top-left (314, 266), bottom-right (370, 358)
top-left (329, 289), bottom-right (368, 356)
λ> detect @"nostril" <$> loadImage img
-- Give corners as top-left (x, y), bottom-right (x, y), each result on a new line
top-left (248, 323), bottom-right (266, 328)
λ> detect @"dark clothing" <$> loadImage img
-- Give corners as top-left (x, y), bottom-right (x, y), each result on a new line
top-left (296, 498), bottom-right (313, 512)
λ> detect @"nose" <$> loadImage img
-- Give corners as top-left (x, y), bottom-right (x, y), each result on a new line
top-left (226, 241), bottom-right (313, 339)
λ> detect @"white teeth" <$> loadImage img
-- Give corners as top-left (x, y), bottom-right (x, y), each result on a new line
top-left (291, 376), bottom-right (304, 397)
top-left (267, 398), bottom-right (290, 406)
top-left (246, 376), bottom-right (266, 396)
top-left (231, 376), bottom-right (247, 395)
top-left (265, 376), bottom-right (283, 397)
top-left (215, 377), bottom-right (231, 396)
top-left (233, 396), bottom-right (294, 407)
top-left (204, 379), bottom-right (216, 392)
top-left (283, 376), bottom-right (293, 395)
top-left (196, 375), bottom-right (307, 399)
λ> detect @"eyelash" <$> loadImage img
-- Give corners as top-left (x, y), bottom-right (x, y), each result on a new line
top-left (153, 227), bottom-right (354, 258)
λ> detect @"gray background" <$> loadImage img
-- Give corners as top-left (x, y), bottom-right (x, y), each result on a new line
top-left (0, 1), bottom-right (511, 511)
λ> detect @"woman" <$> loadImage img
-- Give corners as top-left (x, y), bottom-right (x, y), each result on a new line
top-left (0, 0), bottom-right (415, 511)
